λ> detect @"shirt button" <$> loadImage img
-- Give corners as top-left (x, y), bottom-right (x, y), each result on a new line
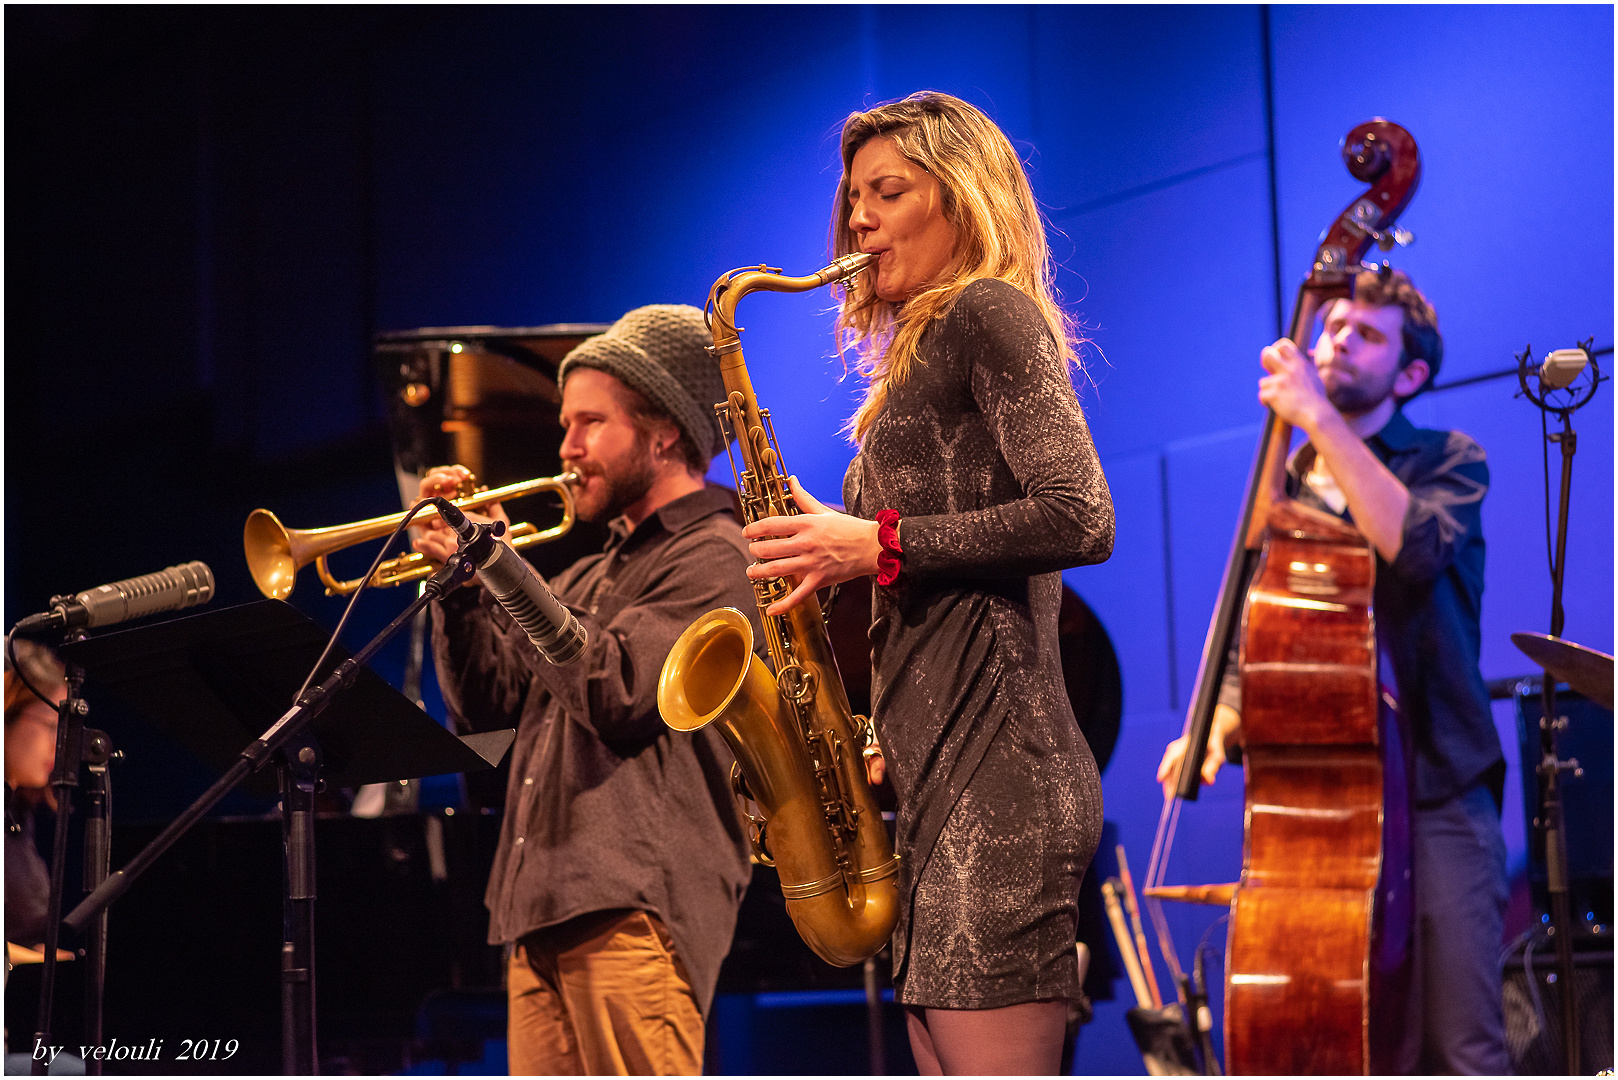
top-left (524, 777), bottom-right (533, 785)
top-left (515, 836), bottom-right (524, 845)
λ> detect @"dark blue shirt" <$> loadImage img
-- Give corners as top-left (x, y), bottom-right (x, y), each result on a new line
top-left (6, 787), bottom-right (52, 947)
top-left (1221, 410), bottom-right (1502, 806)
top-left (1297, 410), bottom-right (1502, 806)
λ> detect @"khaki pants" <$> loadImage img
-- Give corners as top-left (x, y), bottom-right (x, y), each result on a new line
top-left (507, 909), bottom-right (703, 1076)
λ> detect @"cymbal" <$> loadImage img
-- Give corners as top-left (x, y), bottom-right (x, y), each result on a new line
top-left (1510, 632), bottom-right (1614, 711)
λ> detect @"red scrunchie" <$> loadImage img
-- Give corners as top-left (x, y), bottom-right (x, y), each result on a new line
top-left (875, 509), bottom-right (904, 587)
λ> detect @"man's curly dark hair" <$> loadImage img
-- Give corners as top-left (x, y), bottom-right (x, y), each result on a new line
top-left (1354, 268), bottom-right (1443, 399)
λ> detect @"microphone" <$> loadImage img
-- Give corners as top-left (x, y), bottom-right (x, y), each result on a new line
top-left (14, 561), bottom-right (215, 636)
top-left (1538, 347), bottom-right (1590, 391)
top-left (432, 500), bottom-right (587, 666)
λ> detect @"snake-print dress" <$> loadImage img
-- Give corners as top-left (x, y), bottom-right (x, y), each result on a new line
top-left (843, 278), bottom-right (1114, 1008)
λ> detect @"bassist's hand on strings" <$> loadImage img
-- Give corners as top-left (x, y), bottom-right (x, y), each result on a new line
top-left (1258, 338), bottom-right (1335, 434)
top-left (1258, 311), bottom-right (1419, 563)
top-left (744, 476), bottom-right (883, 615)
top-left (1156, 703), bottom-right (1243, 798)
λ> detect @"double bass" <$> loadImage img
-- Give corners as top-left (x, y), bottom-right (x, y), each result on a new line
top-left (1145, 120), bottom-right (1422, 1074)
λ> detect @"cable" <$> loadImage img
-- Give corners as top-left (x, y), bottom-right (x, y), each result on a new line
top-left (291, 499), bottom-right (443, 704)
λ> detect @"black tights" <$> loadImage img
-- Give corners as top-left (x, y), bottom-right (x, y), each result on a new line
top-left (904, 999), bottom-right (1068, 1075)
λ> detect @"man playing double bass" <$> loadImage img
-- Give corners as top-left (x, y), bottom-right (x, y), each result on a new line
top-left (1158, 269), bottom-right (1509, 1073)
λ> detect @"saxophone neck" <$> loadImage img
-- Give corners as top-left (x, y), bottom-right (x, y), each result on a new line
top-left (706, 254), bottom-right (878, 353)
top-left (705, 253), bottom-right (876, 514)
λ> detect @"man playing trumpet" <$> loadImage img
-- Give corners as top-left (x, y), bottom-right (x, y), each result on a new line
top-left (413, 305), bottom-right (758, 1076)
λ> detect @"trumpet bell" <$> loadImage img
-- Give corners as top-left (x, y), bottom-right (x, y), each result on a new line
top-left (244, 509), bottom-right (298, 601)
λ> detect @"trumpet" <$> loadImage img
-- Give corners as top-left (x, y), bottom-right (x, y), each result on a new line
top-left (244, 471), bottom-right (578, 599)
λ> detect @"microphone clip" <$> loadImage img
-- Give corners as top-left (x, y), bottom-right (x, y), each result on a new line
top-left (430, 497), bottom-right (506, 563)
top-left (421, 546), bottom-right (482, 601)
top-left (458, 518), bottom-right (507, 567)
top-left (1516, 337), bottom-right (1603, 416)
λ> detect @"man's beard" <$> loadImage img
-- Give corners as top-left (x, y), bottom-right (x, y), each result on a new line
top-left (1324, 364), bottom-right (1401, 417)
top-left (576, 435), bottom-right (659, 524)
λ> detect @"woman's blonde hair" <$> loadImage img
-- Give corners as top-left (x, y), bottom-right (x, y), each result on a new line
top-left (831, 91), bottom-right (1079, 443)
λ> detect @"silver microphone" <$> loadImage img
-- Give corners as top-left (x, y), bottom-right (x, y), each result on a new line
top-left (15, 561), bottom-right (216, 635)
top-left (1538, 348), bottom-right (1590, 391)
top-left (434, 500), bottom-right (587, 666)
top-left (472, 539), bottom-right (588, 666)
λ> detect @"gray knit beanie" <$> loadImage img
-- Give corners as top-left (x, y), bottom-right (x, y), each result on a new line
top-left (557, 304), bottom-right (726, 463)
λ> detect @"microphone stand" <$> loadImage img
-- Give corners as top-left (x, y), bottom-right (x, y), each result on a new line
top-left (50, 546), bottom-right (479, 1075)
top-left (79, 728), bottom-right (115, 1075)
top-left (1515, 339), bottom-right (1602, 1074)
top-left (279, 727), bottom-right (323, 1075)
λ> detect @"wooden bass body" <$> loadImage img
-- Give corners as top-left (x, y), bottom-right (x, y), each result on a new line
top-left (1225, 499), bottom-right (1413, 1074)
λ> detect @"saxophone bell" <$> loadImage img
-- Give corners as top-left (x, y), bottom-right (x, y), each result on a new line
top-left (659, 607), bottom-right (898, 967)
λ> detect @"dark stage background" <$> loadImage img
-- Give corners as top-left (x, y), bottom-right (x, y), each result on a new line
top-left (6, 5), bottom-right (1612, 1074)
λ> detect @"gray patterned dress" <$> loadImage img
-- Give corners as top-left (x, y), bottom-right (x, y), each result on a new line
top-left (843, 278), bottom-right (1114, 1009)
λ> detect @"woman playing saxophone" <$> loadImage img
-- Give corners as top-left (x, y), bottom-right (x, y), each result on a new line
top-left (744, 92), bottom-right (1115, 1074)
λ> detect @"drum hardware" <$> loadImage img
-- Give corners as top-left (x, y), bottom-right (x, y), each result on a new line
top-left (1511, 633), bottom-right (1613, 713)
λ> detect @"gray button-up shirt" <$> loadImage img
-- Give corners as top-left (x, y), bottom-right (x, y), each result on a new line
top-left (431, 485), bottom-right (758, 1011)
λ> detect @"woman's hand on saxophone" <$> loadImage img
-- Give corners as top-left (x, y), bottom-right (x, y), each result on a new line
top-left (744, 476), bottom-right (883, 616)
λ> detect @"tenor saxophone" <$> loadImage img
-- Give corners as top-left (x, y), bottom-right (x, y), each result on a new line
top-left (658, 253), bottom-right (900, 968)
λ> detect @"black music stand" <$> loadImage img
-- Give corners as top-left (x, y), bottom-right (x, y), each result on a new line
top-left (53, 598), bottom-right (514, 1074)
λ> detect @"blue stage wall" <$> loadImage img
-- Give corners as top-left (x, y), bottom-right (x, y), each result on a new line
top-left (6, 5), bottom-right (1611, 1074)
top-left (365, 8), bottom-right (1612, 1070)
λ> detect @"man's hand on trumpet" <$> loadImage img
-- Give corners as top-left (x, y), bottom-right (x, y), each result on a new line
top-left (412, 465), bottom-right (512, 565)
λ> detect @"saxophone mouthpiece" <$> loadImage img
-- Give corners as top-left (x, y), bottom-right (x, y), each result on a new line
top-left (818, 252), bottom-right (878, 286)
